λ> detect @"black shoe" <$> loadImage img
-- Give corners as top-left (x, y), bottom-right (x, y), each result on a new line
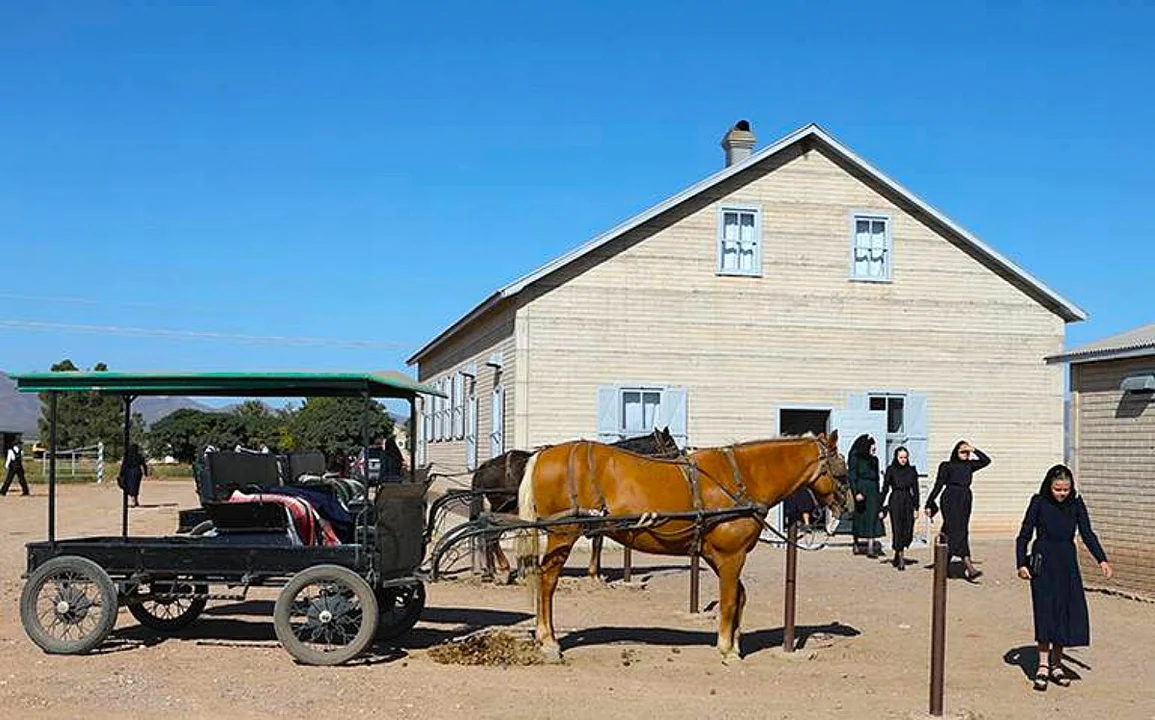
top-left (965, 569), bottom-right (983, 583)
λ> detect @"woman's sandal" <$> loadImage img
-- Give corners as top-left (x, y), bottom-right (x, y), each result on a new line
top-left (1033, 664), bottom-right (1049, 691)
top-left (1050, 665), bottom-right (1071, 687)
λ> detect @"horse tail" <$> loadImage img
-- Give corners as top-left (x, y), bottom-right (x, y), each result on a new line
top-left (514, 452), bottom-right (541, 608)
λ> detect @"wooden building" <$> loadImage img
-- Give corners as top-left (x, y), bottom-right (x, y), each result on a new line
top-left (410, 121), bottom-right (1085, 532)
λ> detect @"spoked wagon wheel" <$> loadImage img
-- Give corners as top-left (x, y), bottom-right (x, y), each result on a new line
top-left (20, 556), bottom-right (119, 655)
top-left (375, 581), bottom-right (425, 642)
top-left (274, 565), bottom-right (379, 666)
top-left (127, 579), bottom-right (208, 633)
top-left (794, 523), bottom-right (831, 550)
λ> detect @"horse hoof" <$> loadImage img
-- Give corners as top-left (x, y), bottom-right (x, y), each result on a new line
top-left (540, 645), bottom-right (564, 664)
top-left (720, 651), bottom-right (742, 666)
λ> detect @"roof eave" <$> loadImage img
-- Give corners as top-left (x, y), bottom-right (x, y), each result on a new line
top-left (1045, 345), bottom-right (1155, 365)
top-left (406, 291), bottom-right (504, 366)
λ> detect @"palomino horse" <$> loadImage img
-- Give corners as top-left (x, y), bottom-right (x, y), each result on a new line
top-left (470, 427), bottom-right (681, 582)
top-left (516, 432), bottom-right (849, 663)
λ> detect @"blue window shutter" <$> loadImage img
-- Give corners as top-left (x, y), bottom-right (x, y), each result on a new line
top-left (657, 388), bottom-right (688, 448)
top-left (597, 386), bottom-right (620, 443)
top-left (465, 396), bottom-right (478, 470)
top-left (905, 392), bottom-right (929, 475)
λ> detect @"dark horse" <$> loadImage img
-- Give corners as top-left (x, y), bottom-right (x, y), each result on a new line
top-left (469, 427), bottom-right (681, 582)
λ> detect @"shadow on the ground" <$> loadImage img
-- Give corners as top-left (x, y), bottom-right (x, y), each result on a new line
top-left (561, 621), bottom-right (860, 656)
top-left (1003, 645), bottom-right (1088, 681)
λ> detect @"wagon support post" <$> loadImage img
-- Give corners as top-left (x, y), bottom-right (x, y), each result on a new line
top-left (47, 392), bottom-right (58, 544)
top-left (783, 520), bottom-right (798, 652)
top-left (623, 545), bottom-right (632, 583)
top-left (121, 394), bottom-right (134, 537)
top-left (929, 532), bottom-right (948, 716)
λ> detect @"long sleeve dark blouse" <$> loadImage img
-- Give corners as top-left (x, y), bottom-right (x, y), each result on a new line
top-left (926, 449), bottom-right (991, 508)
top-left (1015, 495), bottom-right (1108, 569)
top-left (881, 464), bottom-right (920, 509)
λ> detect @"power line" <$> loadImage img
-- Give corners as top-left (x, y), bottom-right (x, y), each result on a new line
top-left (0, 319), bottom-right (410, 350)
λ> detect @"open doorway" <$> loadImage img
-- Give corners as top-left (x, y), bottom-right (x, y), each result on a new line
top-left (762, 408), bottom-right (832, 542)
top-left (779, 409), bottom-right (830, 437)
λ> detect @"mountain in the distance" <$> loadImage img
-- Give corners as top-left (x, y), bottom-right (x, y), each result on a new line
top-left (0, 372), bottom-right (211, 438)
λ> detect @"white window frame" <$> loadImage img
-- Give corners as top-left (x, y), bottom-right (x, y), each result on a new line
top-left (849, 212), bottom-right (893, 282)
top-left (716, 204), bottom-right (763, 277)
top-left (868, 392), bottom-right (906, 461)
top-left (619, 386), bottom-right (664, 436)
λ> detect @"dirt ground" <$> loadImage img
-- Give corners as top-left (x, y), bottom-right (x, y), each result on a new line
top-left (1, 480), bottom-right (1153, 720)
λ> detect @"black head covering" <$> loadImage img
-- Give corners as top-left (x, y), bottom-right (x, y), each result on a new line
top-left (889, 445), bottom-right (910, 468)
top-left (848, 434), bottom-right (874, 460)
top-left (949, 440), bottom-right (970, 463)
top-left (1039, 464), bottom-right (1077, 506)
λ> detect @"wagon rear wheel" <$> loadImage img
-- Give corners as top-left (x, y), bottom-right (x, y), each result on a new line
top-left (274, 565), bottom-right (379, 665)
top-left (127, 580), bottom-right (208, 633)
top-left (20, 556), bottom-right (118, 655)
top-left (375, 581), bottom-right (425, 642)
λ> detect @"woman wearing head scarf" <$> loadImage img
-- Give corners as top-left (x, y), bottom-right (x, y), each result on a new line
top-left (847, 434), bottom-right (885, 558)
top-left (1016, 464), bottom-right (1112, 691)
top-left (925, 440), bottom-right (990, 581)
top-left (880, 445), bottom-right (920, 570)
top-left (117, 443), bottom-right (148, 508)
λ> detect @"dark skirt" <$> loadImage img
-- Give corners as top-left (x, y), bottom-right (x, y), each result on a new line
top-left (852, 480), bottom-right (885, 539)
top-left (940, 486), bottom-right (973, 558)
top-left (118, 468), bottom-right (143, 496)
top-left (887, 489), bottom-right (917, 551)
top-left (783, 487), bottom-right (816, 526)
top-left (1030, 539), bottom-right (1092, 646)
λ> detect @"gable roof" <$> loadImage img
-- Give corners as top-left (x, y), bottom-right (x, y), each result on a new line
top-left (409, 123), bottom-right (1086, 364)
top-left (1045, 322), bottom-right (1155, 365)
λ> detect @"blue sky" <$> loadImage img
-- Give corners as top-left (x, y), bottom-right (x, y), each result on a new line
top-left (2, 1), bottom-right (1152, 378)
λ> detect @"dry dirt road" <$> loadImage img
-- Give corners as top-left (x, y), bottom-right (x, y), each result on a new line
top-left (1, 480), bottom-right (1152, 720)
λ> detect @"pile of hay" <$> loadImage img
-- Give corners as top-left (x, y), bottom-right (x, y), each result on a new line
top-left (428, 630), bottom-right (543, 666)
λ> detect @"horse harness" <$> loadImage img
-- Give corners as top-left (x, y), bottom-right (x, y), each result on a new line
top-left (555, 441), bottom-right (788, 555)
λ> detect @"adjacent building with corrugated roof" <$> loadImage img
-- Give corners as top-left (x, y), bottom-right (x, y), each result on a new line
top-left (1048, 322), bottom-right (1155, 598)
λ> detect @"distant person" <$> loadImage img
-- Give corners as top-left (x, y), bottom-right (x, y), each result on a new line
top-left (117, 443), bottom-right (148, 507)
top-left (926, 440), bottom-right (990, 581)
top-left (783, 485), bottom-right (815, 530)
top-left (847, 434), bottom-right (885, 558)
top-left (1016, 464), bottom-right (1112, 691)
top-left (880, 446), bottom-right (920, 570)
top-left (2, 441), bottom-right (30, 496)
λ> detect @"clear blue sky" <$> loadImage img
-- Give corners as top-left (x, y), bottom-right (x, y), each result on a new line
top-left (2, 1), bottom-right (1152, 377)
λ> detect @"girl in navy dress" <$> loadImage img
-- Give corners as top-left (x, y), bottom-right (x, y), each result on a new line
top-left (1016, 464), bottom-right (1113, 691)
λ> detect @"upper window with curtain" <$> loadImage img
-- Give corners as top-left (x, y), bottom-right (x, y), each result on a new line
top-left (717, 205), bottom-right (762, 277)
top-left (850, 214), bottom-right (892, 281)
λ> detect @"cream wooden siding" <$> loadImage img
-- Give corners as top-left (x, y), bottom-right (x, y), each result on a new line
top-left (418, 304), bottom-right (517, 473)
top-left (1071, 357), bottom-right (1155, 599)
top-left (516, 143), bottom-right (1066, 531)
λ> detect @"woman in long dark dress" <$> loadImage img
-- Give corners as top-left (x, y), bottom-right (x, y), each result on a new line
top-left (847, 434), bottom-right (885, 558)
top-left (880, 446), bottom-right (920, 570)
top-left (118, 443), bottom-right (148, 508)
top-left (1016, 464), bottom-right (1112, 691)
top-left (925, 440), bottom-right (990, 581)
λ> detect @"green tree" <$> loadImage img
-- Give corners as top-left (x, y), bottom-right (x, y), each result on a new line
top-left (146, 409), bottom-right (248, 463)
top-left (37, 360), bottom-right (142, 459)
top-left (289, 397), bottom-right (393, 459)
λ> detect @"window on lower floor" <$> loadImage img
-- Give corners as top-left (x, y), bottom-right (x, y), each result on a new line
top-left (621, 389), bottom-right (662, 435)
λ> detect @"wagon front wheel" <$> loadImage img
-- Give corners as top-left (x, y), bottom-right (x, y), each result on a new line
top-left (20, 556), bottom-right (118, 655)
top-left (274, 565), bottom-right (379, 665)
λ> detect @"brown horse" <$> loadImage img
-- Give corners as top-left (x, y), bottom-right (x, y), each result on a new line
top-left (515, 432), bottom-right (848, 663)
top-left (470, 427), bottom-right (680, 582)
